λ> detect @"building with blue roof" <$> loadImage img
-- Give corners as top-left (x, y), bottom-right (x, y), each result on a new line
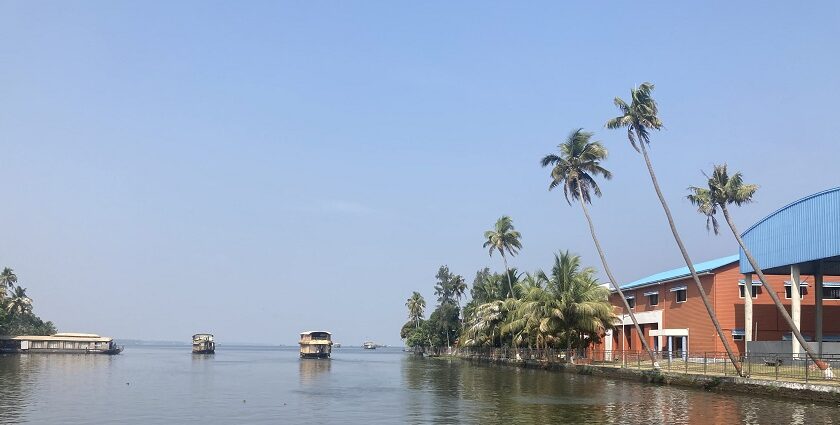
top-left (596, 188), bottom-right (840, 358)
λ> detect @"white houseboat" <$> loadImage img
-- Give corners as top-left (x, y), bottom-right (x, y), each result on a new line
top-left (0, 333), bottom-right (123, 355)
top-left (299, 331), bottom-right (332, 359)
top-left (192, 334), bottom-right (215, 354)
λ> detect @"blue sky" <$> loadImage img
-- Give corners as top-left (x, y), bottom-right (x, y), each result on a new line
top-left (1, 2), bottom-right (838, 345)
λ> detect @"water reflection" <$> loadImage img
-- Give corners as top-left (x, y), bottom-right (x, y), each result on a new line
top-left (299, 359), bottom-right (331, 385)
top-left (400, 355), bottom-right (839, 424)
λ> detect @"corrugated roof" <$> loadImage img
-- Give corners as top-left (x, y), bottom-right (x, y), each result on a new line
top-left (620, 255), bottom-right (739, 291)
top-left (739, 187), bottom-right (840, 275)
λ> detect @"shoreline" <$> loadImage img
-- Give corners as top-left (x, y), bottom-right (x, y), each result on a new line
top-left (451, 353), bottom-right (840, 404)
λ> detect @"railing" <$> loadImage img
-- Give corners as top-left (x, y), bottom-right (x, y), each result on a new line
top-left (456, 347), bottom-right (840, 384)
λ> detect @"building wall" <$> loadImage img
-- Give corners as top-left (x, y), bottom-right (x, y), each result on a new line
top-left (597, 261), bottom-right (840, 355)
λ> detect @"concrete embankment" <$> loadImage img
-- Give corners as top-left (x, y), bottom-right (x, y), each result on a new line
top-left (456, 354), bottom-right (840, 403)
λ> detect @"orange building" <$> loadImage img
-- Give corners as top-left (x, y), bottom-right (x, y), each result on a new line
top-left (598, 255), bottom-right (840, 356)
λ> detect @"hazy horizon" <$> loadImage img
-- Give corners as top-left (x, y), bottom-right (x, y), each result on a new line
top-left (2, 1), bottom-right (838, 345)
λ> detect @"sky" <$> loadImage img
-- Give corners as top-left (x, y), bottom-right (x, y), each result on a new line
top-left (1, 2), bottom-right (838, 345)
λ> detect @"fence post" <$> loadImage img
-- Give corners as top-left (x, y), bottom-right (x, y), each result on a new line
top-left (667, 352), bottom-right (671, 372)
top-left (637, 352), bottom-right (641, 369)
top-left (685, 353), bottom-right (689, 374)
top-left (703, 353), bottom-right (707, 375)
top-left (724, 355), bottom-right (727, 376)
top-left (747, 353), bottom-right (751, 377)
top-left (775, 360), bottom-right (779, 381)
top-left (805, 356), bottom-right (809, 383)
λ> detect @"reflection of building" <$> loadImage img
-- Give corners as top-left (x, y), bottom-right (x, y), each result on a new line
top-left (596, 187), bottom-right (840, 356)
top-left (299, 357), bottom-right (331, 384)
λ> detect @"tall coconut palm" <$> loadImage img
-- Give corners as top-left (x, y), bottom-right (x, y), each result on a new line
top-left (5, 286), bottom-right (32, 316)
top-left (0, 267), bottom-right (17, 299)
top-left (606, 83), bottom-right (743, 376)
top-left (688, 164), bottom-right (832, 376)
top-left (483, 216), bottom-right (523, 298)
top-left (405, 292), bottom-right (426, 329)
top-left (433, 266), bottom-right (455, 306)
top-left (541, 128), bottom-right (659, 369)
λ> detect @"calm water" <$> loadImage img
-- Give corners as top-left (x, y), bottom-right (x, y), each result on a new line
top-left (0, 346), bottom-right (837, 424)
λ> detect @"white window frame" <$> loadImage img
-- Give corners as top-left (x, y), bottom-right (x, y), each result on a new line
top-left (784, 281), bottom-right (809, 299)
top-left (670, 285), bottom-right (687, 303)
top-left (822, 282), bottom-right (840, 300)
top-left (644, 291), bottom-right (659, 306)
top-left (738, 280), bottom-right (761, 299)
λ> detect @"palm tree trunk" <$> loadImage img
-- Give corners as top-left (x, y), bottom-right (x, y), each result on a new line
top-left (578, 185), bottom-right (660, 369)
top-left (721, 204), bottom-right (832, 376)
top-left (501, 254), bottom-right (515, 298)
top-left (638, 141), bottom-right (743, 376)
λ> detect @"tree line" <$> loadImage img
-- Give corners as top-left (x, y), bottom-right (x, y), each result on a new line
top-left (0, 267), bottom-right (56, 336)
top-left (401, 82), bottom-right (829, 377)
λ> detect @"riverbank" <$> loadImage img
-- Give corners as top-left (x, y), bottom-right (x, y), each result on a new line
top-left (455, 352), bottom-right (840, 404)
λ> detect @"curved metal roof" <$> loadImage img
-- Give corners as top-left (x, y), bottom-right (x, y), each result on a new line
top-left (739, 187), bottom-right (840, 275)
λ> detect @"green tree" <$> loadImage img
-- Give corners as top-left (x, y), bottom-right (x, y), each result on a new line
top-left (483, 216), bottom-right (522, 298)
top-left (5, 286), bottom-right (33, 316)
top-left (0, 267), bottom-right (17, 299)
top-left (405, 291), bottom-right (426, 329)
top-left (688, 164), bottom-right (832, 377)
top-left (541, 128), bottom-right (659, 369)
top-left (428, 303), bottom-right (460, 351)
top-left (433, 266), bottom-right (456, 306)
top-left (606, 82), bottom-right (743, 376)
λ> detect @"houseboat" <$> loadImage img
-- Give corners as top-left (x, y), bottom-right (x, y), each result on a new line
top-left (363, 341), bottom-right (376, 350)
top-left (0, 333), bottom-right (123, 354)
top-left (299, 331), bottom-right (332, 359)
top-left (192, 334), bottom-right (215, 354)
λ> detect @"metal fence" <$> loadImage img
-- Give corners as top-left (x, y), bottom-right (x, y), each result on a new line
top-left (457, 347), bottom-right (840, 384)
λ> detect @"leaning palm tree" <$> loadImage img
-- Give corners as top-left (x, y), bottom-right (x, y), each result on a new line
top-left (541, 128), bottom-right (659, 369)
top-left (606, 83), bottom-right (743, 376)
top-left (0, 267), bottom-right (17, 299)
top-left (688, 164), bottom-right (832, 377)
top-left (483, 216), bottom-right (523, 298)
top-left (5, 286), bottom-right (33, 316)
top-left (405, 292), bottom-right (426, 329)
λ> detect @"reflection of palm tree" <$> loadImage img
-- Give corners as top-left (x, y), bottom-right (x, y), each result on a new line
top-left (541, 128), bottom-right (658, 368)
top-left (483, 216), bottom-right (522, 298)
top-left (688, 164), bottom-right (832, 377)
top-left (607, 83), bottom-right (742, 376)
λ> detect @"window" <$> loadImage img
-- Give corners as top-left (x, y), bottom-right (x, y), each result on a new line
top-left (670, 285), bottom-right (687, 303)
top-left (785, 282), bottom-right (808, 299)
top-left (739, 282), bottom-right (760, 298)
top-left (732, 329), bottom-right (745, 341)
top-left (823, 283), bottom-right (840, 300)
top-left (644, 291), bottom-right (659, 306)
top-left (626, 296), bottom-right (636, 309)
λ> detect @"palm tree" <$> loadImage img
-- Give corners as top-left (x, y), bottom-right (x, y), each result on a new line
top-left (541, 128), bottom-right (659, 369)
top-left (433, 266), bottom-right (455, 306)
top-left (0, 267), bottom-right (17, 299)
top-left (688, 164), bottom-right (832, 377)
top-left (405, 292), bottom-right (426, 329)
top-left (483, 216), bottom-right (523, 298)
top-left (606, 82), bottom-right (743, 376)
top-left (5, 286), bottom-right (32, 316)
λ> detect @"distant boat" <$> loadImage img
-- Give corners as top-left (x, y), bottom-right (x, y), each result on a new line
top-left (334, 343), bottom-right (342, 348)
top-left (300, 331), bottom-right (333, 359)
top-left (0, 333), bottom-right (123, 355)
top-left (363, 341), bottom-right (376, 350)
top-left (192, 334), bottom-right (215, 354)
